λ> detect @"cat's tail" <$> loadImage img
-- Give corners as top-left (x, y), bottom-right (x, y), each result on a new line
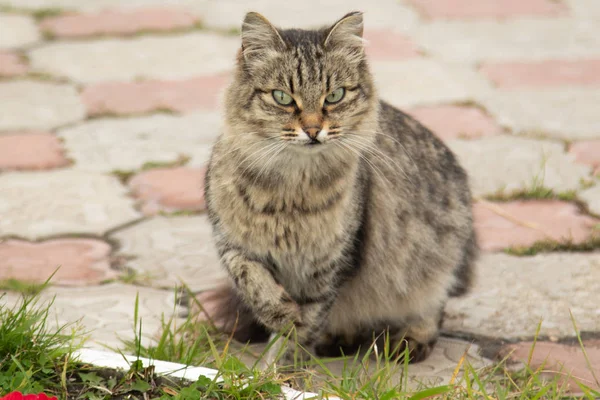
top-left (194, 282), bottom-right (271, 343)
top-left (448, 229), bottom-right (478, 297)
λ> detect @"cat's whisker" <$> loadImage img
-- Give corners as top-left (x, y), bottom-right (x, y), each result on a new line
top-left (333, 140), bottom-right (387, 184)
top-left (342, 134), bottom-right (412, 185)
top-left (213, 135), bottom-right (280, 165)
top-left (238, 141), bottom-right (284, 178)
top-left (342, 130), bottom-right (415, 186)
top-left (251, 142), bottom-right (288, 187)
top-left (234, 141), bottom-right (281, 171)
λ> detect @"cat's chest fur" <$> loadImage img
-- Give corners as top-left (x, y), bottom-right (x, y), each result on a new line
top-left (211, 162), bottom-right (358, 279)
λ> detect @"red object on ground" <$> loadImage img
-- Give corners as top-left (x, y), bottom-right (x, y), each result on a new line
top-left (0, 392), bottom-right (58, 400)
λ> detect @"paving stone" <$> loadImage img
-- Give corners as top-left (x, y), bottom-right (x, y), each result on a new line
top-left (480, 88), bottom-right (600, 140)
top-left (82, 74), bottom-right (230, 116)
top-left (0, 51), bottom-right (28, 76)
top-left (364, 29), bottom-right (421, 61)
top-left (0, 80), bottom-right (85, 130)
top-left (0, 0), bottom-right (209, 12)
top-left (408, 104), bottom-right (501, 140)
top-left (481, 59), bottom-right (600, 89)
top-left (195, 0), bottom-right (419, 32)
top-left (29, 33), bottom-right (239, 84)
top-left (58, 112), bottom-right (220, 172)
top-left (0, 13), bottom-right (40, 49)
top-left (37, 283), bottom-right (182, 349)
top-left (0, 169), bottom-right (140, 238)
top-left (39, 8), bottom-right (199, 38)
top-left (474, 200), bottom-right (599, 251)
top-left (414, 19), bottom-right (600, 63)
top-left (444, 252), bottom-right (600, 339)
top-left (569, 140), bottom-right (600, 176)
top-left (372, 59), bottom-right (492, 108)
top-left (0, 131), bottom-right (69, 171)
top-left (0, 239), bottom-right (116, 286)
top-left (111, 216), bottom-right (225, 291)
top-left (500, 340), bottom-right (600, 392)
top-left (406, 0), bottom-right (567, 19)
top-left (566, 0), bottom-right (600, 21)
top-left (447, 136), bottom-right (590, 197)
top-left (580, 185), bottom-right (600, 216)
top-left (128, 167), bottom-right (206, 216)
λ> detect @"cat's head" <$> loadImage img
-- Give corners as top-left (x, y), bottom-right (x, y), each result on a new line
top-left (224, 11), bottom-right (378, 158)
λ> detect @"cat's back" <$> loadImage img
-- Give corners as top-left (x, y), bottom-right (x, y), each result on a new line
top-left (374, 100), bottom-right (471, 203)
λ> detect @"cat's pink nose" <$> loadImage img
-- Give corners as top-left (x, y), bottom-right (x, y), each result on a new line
top-left (303, 126), bottom-right (321, 139)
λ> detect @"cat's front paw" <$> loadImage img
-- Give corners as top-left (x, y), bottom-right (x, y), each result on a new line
top-left (262, 287), bottom-right (303, 330)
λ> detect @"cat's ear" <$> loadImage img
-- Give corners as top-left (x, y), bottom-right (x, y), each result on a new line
top-left (241, 12), bottom-right (286, 60)
top-left (324, 11), bottom-right (365, 51)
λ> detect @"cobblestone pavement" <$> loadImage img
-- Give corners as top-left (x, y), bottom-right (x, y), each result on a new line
top-left (1, 0), bottom-right (599, 392)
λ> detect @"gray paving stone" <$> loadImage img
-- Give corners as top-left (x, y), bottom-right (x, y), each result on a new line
top-left (195, 0), bottom-right (419, 31)
top-left (29, 33), bottom-right (238, 84)
top-left (40, 284), bottom-right (181, 349)
top-left (480, 88), bottom-right (600, 141)
top-left (413, 18), bottom-right (600, 62)
top-left (112, 216), bottom-right (225, 292)
top-left (0, 13), bottom-right (40, 49)
top-left (58, 112), bottom-right (221, 173)
top-left (0, 169), bottom-right (140, 239)
top-left (580, 184), bottom-right (600, 216)
top-left (0, 80), bottom-right (85, 131)
top-left (372, 59), bottom-right (492, 108)
top-left (444, 253), bottom-right (600, 340)
top-left (447, 136), bottom-right (591, 197)
top-left (566, 0), bottom-right (600, 21)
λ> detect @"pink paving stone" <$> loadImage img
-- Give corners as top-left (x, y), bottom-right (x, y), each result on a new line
top-left (474, 200), bottom-right (600, 251)
top-left (0, 239), bottom-right (117, 286)
top-left (0, 51), bottom-right (28, 77)
top-left (0, 132), bottom-right (70, 171)
top-left (481, 60), bottom-right (600, 89)
top-left (407, 0), bottom-right (567, 19)
top-left (82, 74), bottom-right (230, 116)
top-left (39, 8), bottom-right (198, 38)
top-left (364, 29), bottom-right (421, 61)
top-left (128, 167), bottom-right (206, 215)
top-left (408, 105), bottom-right (501, 140)
top-left (570, 140), bottom-right (600, 176)
top-left (500, 341), bottom-right (600, 392)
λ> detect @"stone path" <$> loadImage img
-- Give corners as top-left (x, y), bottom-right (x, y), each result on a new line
top-left (1, 0), bottom-right (599, 393)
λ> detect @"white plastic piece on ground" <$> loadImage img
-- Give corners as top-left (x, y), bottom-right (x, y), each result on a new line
top-left (74, 348), bottom-right (329, 400)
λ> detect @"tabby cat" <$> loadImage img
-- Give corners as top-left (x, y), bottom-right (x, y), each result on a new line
top-left (203, 11), bottom-right (477, 365)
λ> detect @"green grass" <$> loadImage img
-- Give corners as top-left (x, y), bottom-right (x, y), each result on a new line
top-left (2, 284), bottom-right (599, 399)
top-left (0, 279), bottom-right (47, 296)
top-left (485, 186), bottom-right (578, 202)
top-left (0, 286), bottom-right (83, 396)
top-left (111, 154), bottom-right (190, 184)
top-left (120, 287), bottom-right (600, 399)
top-left (505, 235), bottom-right (600, 256)
top-left (30, 8), bottom-right (65, 20)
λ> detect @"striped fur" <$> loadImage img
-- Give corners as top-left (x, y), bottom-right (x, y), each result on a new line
top-left (204, 12), bottom-right (477, 365)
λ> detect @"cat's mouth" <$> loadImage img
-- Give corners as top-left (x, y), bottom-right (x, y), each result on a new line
top-left (305, 138), bottom-right (321, 146)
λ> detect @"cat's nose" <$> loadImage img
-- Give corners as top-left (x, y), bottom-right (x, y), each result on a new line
top-left (303, 126), bottom-right (321, 139)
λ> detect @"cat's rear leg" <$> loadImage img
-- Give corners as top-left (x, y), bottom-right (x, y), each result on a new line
top-left (314, 332), bottom-right (363, 358)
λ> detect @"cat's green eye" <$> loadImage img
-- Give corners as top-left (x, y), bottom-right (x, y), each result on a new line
top-left (325, 88), bottom-right (345, 104)
top-left (272, 90), bottom-right (294, 106)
